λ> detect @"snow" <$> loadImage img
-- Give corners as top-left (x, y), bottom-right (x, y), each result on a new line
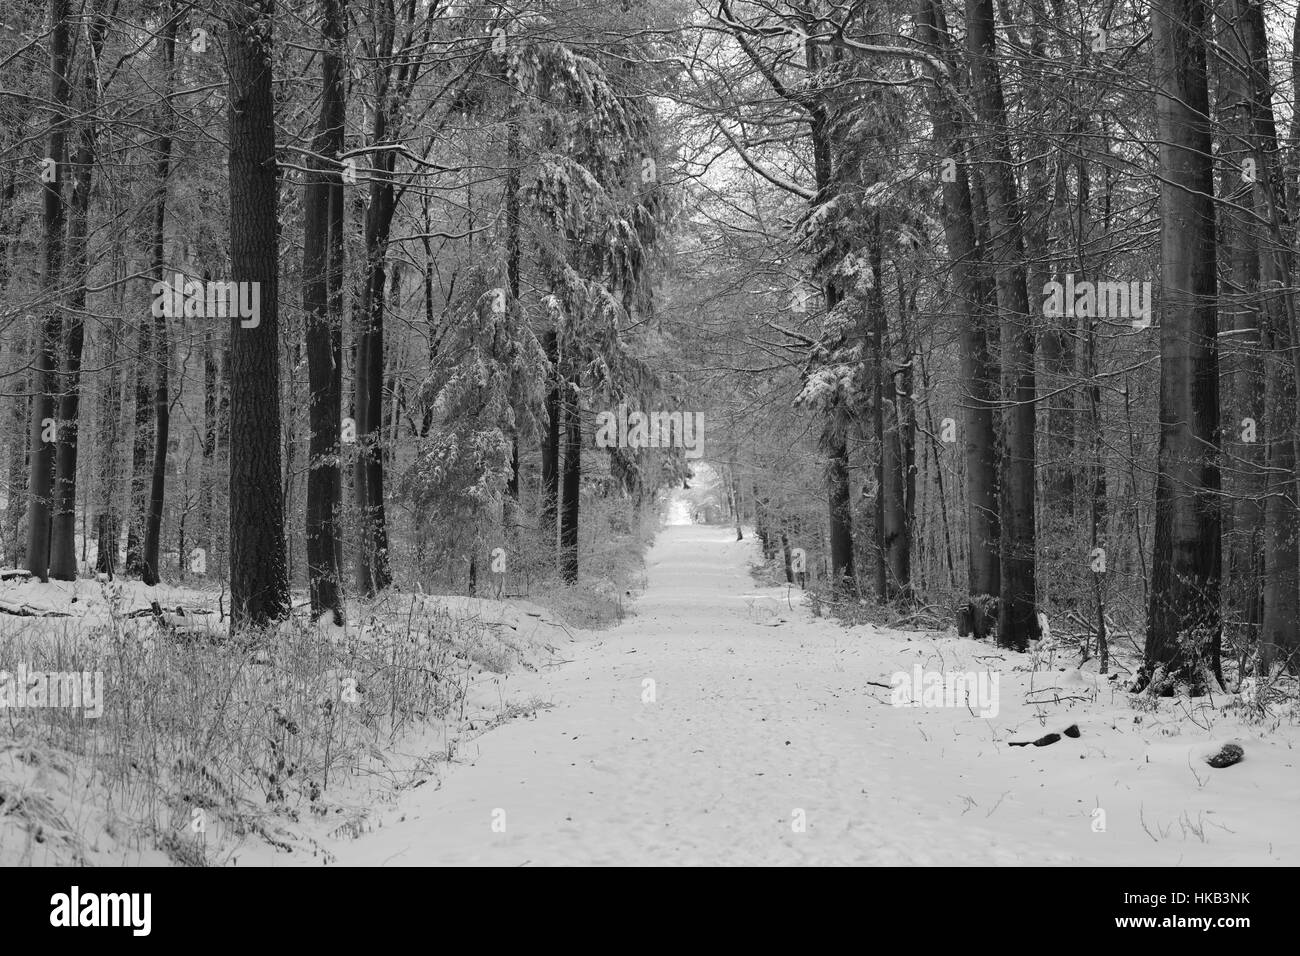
top-left (664, 497), bottom-right (692, 525)
top-left (245, 524), bottom-right (1299, 866)
top-left (0, 575), bottom-right (218, 625)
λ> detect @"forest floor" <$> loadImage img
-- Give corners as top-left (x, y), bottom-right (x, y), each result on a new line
top-left (3, 522), bottom-right (1296, 866)
top-left (239, 522), bottom-right (1299, 867)
top-left (0, 578), bottom-right (591, 866)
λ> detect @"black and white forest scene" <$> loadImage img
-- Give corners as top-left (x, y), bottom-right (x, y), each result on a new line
top-left (0, 0), bottom-right (1292, 910)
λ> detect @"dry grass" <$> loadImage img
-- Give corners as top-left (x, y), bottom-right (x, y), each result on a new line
top-left (0, 500), bottom-right (660, 866)
top-left (0, 597), bottom-right (507, 866)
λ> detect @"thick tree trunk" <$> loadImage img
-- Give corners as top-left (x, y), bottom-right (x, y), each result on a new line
top-left (1142, 0), bottom-right (1222, 691)
top-left (226, 0), bottom-right (290, 629)
top-left (48, 141), bottom-right (89, 581)
top-left (49, 7), bottom-right (106, 579)
top-left (801, 41), bottom-right (855, 597)
top-left (24, 0), bottom-right (72, 580)
top-left (965, 0), bottom-right (1039, 650)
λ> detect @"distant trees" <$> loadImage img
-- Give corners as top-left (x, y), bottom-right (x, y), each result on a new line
top-left (3, 0), bottom-right (1300, 684)
top-left (682, 0), bottom-right (1296, 681)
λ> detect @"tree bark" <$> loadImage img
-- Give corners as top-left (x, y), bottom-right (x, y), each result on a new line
top-left (965, 0), bottom-right (1039, 650)
top-left (226, 0), bottom-right (290, 629)
top-left (1216, 0), bottom-right (1266, 646)
top-left (24, 0), bottom-right (72, 580)
top-left (505, 104), bottom-right (522, 505)
top-left (1142, 0), bottom-right (1222, 691)
top-left (874, 217), bottom-right (910, 601)
top-left (559, 387), bottom-right (580, 583)
top-left (304, 0), bottom-right (347, 622)
top-left (913, 0), bottom-right (1000, 636)
top-left (1240, 0), bottom-right (1300, 672)
top-left (354, 150), bottom-right (395, 596)
top-left (540, 327), bottom-right (560, 544)
top-left (49, 4), bottom-right (107, 579)
top-left (124, 307), bottom-right (153, 575)
top-left (140, 8), bottom-right (178, 586)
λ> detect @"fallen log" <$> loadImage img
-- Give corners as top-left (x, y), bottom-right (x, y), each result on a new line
top-left (0, 600), bottom-right (73, 618)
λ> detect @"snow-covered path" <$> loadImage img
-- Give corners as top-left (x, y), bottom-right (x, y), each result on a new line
top-left (318, 524), bottom-right (1298, 866)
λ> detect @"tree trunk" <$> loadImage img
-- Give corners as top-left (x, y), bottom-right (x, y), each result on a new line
top-left (303, 0), bottom-right (346, 623)
top-left (559, 387), bottom-right (580, 584)
top-left (913, 0), bottom-right (1000, 636)
top-left (49, 6), bottom-right (106, 579)
top-left (732, 473), bottom-right (743, 540)
top-left (965, 0), bottom-right (1039, 650)
top-left (1246, 0), bottom-right (1300, 672)
top-left (354, 171), bottom-right (394, 596)
top-left (870, 250), bottom-right (887, 601)
top-left (825, 413), bottom-right (854, 594)
top-left (897, 278), bottom-right (916, 576)
top-left (505, 104), bottom-right (522, 505)
top-left (0, 154), bottom-right (21, 567)
top-left (200, 286), bottom-right (217, 570)
top-left (804, 40), bottom-right (854, 597)
top-left (1142, 0), bottom-right (1222, 692)
top-left (1216, 0), bottom-right (1267, 648)
top-left (540, 328), bottom-right (560, 544)
top-left (124, 306), bottom-right (153, 575)
top-left (874, 218), bottom-right (910, 601)
top-left (140, 9), bottom-right (178, 586)
top-left (353, 74), bottom-right (398, 597)
top-left (226, 0), bottom-right (290, 629)
top-left (4, 347), bottom-right (29, 568)
top-left (24, 0), bottom-right (72, 580)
